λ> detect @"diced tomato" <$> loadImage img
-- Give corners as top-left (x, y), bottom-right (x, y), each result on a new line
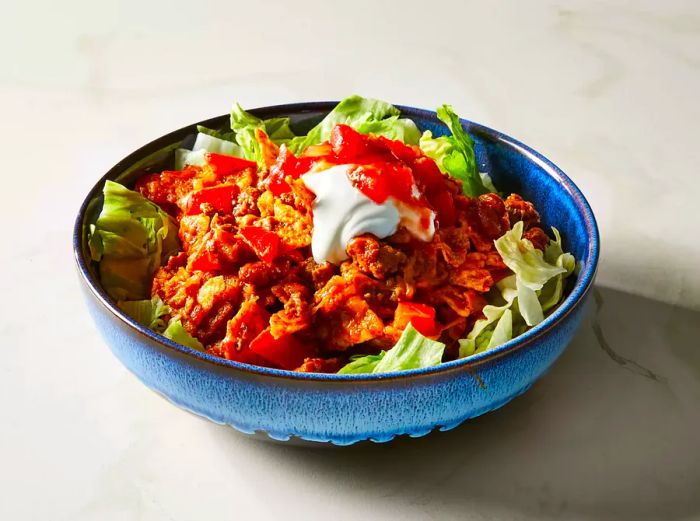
top-left (239, 226), bottom-right (282, 264)
top-left (189, 246), bottom-right (222, 272)
top-left (206, 153), bottom-right (256, 177)
top-left (429, 190), bottom-right (457, 228)
top-left (330, 124), bottom-right (374, 159)
top-left (249, 328), bottom-right (316, 370)
top-left (347, 163), bottom-right (417, 205)
top-left (267, 174), bottom-right (292, 196)
top-left (377, 136), bottom-right (419, 163)
top-left (266, 146), bottom-right (318, 195)
top-left (220, 301), bottom-right (270, 362)
top-left (394, 302), bottom-right (441, 337)
top-left (274, 145), bottom-right (316, 178)
top-left (412, 156), bottom-right (447, 195)
top-left (181, 183), bottom-right (239, 215)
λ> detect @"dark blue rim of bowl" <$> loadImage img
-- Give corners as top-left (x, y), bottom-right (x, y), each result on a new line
top-left (74, 101), bottom-right (600, 382)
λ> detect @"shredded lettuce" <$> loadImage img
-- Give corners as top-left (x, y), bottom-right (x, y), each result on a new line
top-left (459, 276), bottom-right (517, 357)
top-left (88, 181), bottom-right (179, 301)
top-left (460, 224), bottom-right (574, 357)
top-left (494, 221), bottom-right (566, 327)
top-left (494, 221), bottom-right (567, 326)
top-left (118, 296), bottom-right (170, 332)
top-left (419, 105), bottom-right (490, 197)
top-left (540, 228), bottom-right (576, 312)
top-left (337, 324), bottom-right (445, 374)
top-left (163, 319), bottom-right (204, 351)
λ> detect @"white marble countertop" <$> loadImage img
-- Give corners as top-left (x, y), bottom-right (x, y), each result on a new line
top-left (2, 1), bottom-right (699, 519)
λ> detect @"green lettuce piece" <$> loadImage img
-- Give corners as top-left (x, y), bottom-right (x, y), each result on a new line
top-left (89, 181), bottom-right (179, 301)
top-left (419, 105), bottom-right (490, 197)
top-left (356, 115), bottom-right (421, 144)
top-left (174, 148), bottom-right (207, 170)
top-left (495, 222), bottom-right (567, 290)
top-left (163, 319), bottom-right (204, 351)
top-left (460, 224), bottom-right (576, 358)
top-left (539, 227), bottom-right (576, 312)
top-left (337, 352), bottom-right (386, 375)
top-left (229, 104), bottom-right (297, 166)
top-left (489, 308), bottom-right (513, 348)
top-left (419, 130), bottom-right (452, 161)
top-left (287, 95), bottom-right (416, 153)
top-left (263, 117), bottom-right (296, 141)
top-left (337, 324), bottom-right (445, 374)
top-left (118, 296), bottom-right (170, 332)
top-left (459, 276), bottom-right (518, 357)
top-left (175, 126), bottom-right (244, 169)
top-left (175, 125), bottom-right (245, 169)
top-left (196, 124), bottom-right (237, 142)
top-left (230, 102), bottom-right (267, 165)
top-left (480, 172), bottom-right (498, 193)
top-left (192, 132), bottom-right (243, 156)
top-left (495, 221), bottom-right (567, 326)
top-left (373, 324), bottom-right (445, 373)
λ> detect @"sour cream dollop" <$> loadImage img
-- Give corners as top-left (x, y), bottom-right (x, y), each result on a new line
top-left (301, 164), bottom-right (435, 264)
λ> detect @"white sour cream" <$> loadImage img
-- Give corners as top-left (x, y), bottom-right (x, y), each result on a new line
top-left (301, 164), bottom-right (435, 264)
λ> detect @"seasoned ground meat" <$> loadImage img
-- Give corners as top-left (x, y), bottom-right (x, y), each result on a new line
top-left (142, 127), bottom-right (548, 372)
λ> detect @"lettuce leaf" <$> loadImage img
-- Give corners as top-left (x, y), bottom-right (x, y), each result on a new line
top-left (89, 181), bottom-right (179, 301)
top-left (356, 115), bottom-right (421, 144)
top-left (495, 221), bottom-right (566, 291)
top-left (540, 228), bottom-right (576, 312)
top-left (118, 296), bottom-right (203, 351)
top-left (230, 102), bottom-right (264, 164)
top-left (419, 105), bottom-right (490, 197)
top-left (192, 132), bottom-right (242, 157)
top-left (337, 352), bottom-right (385, 375)
top-left (175, 127), bottom-right (243, 169)
top-left (163, 319), bottom-right (204, 351)
top-left (229, 104), bottom-right (297, 166)
top-left (337, 324), bottom-right (445, 374)
top-left (174, 148), bottom-right (207, 170)
top-left (459, 276), bottom-right (518, 357)
top-left (287, 95), bottom-right (418, 153)
top-left (196, 125), bottom-right (237, 143)
top-left (374, 324), bottom-right (445, 372)
top-left (494, 221), bottom-right (566, 327)
top-left (118, 296), bottom-right (170, 332)
top-left (263, 117), bottom-right (295, 141)
top-left (460, 223), bottom-right (575, 357)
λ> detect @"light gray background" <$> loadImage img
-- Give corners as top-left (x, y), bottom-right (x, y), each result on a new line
top-left (2, 1), bottom-right (698, 519)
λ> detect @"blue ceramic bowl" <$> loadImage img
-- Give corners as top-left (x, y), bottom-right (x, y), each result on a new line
top-left (74, 102), bottom-right (599, 445)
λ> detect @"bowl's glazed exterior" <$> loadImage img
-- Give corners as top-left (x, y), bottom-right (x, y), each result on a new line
top-left (74, 102), bottom-right (599, 445)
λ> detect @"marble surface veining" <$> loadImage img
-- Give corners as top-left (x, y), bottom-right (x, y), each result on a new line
top-left (1, 0), bottom-right (699, 520)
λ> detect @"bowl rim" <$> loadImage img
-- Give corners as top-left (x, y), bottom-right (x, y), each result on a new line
top-left (73, 101), bottom-right (600, 382)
